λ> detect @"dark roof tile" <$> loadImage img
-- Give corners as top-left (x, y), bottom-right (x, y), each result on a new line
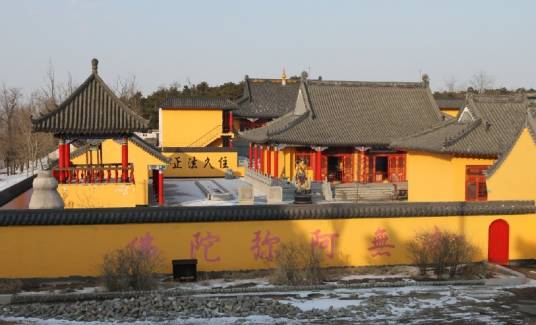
top-left (235, 77), bottom-right (300, 118)
top-left (32, 59), bottom-right (149, 136)
top-left (241, 78), bottom-right (444, 147)
top-left (160, 97), bottom-right (236, 110)
top-left (392, 94), bottom-right (528, 157)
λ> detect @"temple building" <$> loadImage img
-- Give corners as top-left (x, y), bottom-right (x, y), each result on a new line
top-left (234, 73), bottom-right (301, 131)
top-left (240, 74), bottom-right (445, 187)
top-left (158, 97), bottom-right (236, 148)
top-left (157, 97), bottom-right (244, 178)
top-left (32, 59), bottom-right (169, 208)
top-left (392, 93), bottom-right (529, 202)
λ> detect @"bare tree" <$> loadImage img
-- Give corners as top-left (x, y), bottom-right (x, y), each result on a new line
top-left (0, 85), bottom-right (23, 175)
top-left (469, 71), bottom-right (494, 93)
top-left (115, 75), bottom-right (143, 114)
top-left (443, 76), bottom-right (458, 93)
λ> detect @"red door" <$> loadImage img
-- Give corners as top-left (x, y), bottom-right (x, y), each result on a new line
top-left (488, 219), bottom-right (509, 265)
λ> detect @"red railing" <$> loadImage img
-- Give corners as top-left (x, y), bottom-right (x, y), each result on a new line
top-left (53, 163), bottom-right (135, 184)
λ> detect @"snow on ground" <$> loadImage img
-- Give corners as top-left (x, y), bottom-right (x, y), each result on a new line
top-left (162, 178), bottom-right (270, 206)
top-left (0, 315), bottom-right (296, 325)
top-left (0, 173), bottom-right (33, 192)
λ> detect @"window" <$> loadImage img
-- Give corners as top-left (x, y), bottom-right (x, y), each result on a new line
top-left (465, 165), bottom-right (489, 201)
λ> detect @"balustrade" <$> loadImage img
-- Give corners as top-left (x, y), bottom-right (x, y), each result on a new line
top-left (52, 163), bottom-right (135, 184)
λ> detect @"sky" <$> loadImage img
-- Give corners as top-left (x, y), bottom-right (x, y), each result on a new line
top-left (0, 0), bottom-right (535, 95)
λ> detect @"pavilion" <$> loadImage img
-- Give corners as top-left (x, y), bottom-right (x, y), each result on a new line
top-left (32, 59), bottom-right (169, 207)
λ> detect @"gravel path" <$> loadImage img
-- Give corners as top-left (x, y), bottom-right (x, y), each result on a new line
top-left (2, 284), bottom-right (536, 324)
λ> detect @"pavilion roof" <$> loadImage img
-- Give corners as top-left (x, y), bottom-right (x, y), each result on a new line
top-left (392, 94), bottom-right (529, 157)
top-left (240, 75), bottom-right (444, 147)
top-left (32, 59), bottom-right (149, 137)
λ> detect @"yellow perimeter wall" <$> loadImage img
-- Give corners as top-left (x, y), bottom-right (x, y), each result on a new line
top-left (59, 183), bottom-right (136, 209)
top-left (160, 109), bottom-right (227, 147)
top-left (0, 213), bottom-right (534, 278)
top-left (488, 129), bottom-right (536, 201)
top-left (406, 151), bottom-right (495, 202)
top-left (163, 151), bottom-right (244, 177)
top-left (70, 139), bottom-right (167, 207)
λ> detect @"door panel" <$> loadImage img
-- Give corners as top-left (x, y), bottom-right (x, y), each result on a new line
top-left (488, 219), bottom-right (509, 265)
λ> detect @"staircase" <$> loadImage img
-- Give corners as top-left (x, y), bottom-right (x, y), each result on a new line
top-left (334, 183), bottom-right (402, 201)
top-left (188, 125), bottom-right (224, 147)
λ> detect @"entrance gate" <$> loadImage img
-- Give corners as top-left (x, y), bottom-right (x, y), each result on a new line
top-left (488, 219), bottom-right (509, 265)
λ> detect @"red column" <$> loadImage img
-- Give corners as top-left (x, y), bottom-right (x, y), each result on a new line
top-left (64, 141), bottom-right (70, 182)
top-left (315, 149), bottom-right (322, 181)
top-left (229, 111), bottom-right (233, 132)
top-left (260, 146), bottom-right (265, 174)
top-left (273, 147), bottom-right (279, 178)
top-left (58, 140), bottom-right (65, 183)
top-left (253, 144), bottom-right (258, 171)
top-left (121, 137), bottom-right (129, 182)
top-left (266, 146), bottom-right (272, 177)
top-left (248, 143), bottom-right (253, 169)
top-left (158, 169), bottom-right (164, 206)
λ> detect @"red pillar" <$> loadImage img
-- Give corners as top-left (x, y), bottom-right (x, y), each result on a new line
top-left (64, 141), bottom-right (70, 182)
top-left (260, 146), bottom-right (265, 174)
top-left (121, 137), bottom-right (129, 182)
top-left (58, 140), bottom-right (65, 183)
top-left (253, 144), bottom-right (258, 171)
top-left (229, 111), bottom-right (233, 132)
top-left (266, 146), bottom-right (271, 177)
top-left (248, 143), bottom-right (253, 169)
top-left (158, 169), bottom-right (164, 206)
top-left (273, 147), bottom-right (279, 178)
top-left (315, 149), bottom-right (322, 181)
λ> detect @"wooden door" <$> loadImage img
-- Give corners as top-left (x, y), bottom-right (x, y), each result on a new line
top-left (342, 155), bottom-right (353, 183)
top-left (488, 219), bottom-right (509, 265)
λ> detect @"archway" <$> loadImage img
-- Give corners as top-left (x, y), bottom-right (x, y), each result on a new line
top-left (488, 219), bottom-right (509, 265)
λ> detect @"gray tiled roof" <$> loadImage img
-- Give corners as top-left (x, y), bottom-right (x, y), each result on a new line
top-left (435, 98), bottom-right (465, 110)
top-left (32, 59), bottom-right (149, 136)
top-left (0, 201), bottom-right (533, 226)
top-left (241, 78), bottom-right (444, 147)
top-left (160, 97), bottom-right (236, 110)
top-left (234, 77), bottom-right (300, 118)
top-left (392, 94), bottom-right (529, 157)
top-left (486, 106), bottom-right (536, 177)
top-left (70, 134), bottom-right (169, 163)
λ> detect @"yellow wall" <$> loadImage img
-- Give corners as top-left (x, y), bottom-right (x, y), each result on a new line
top-left (160, 109), bottom-right (231, 147)
top-left (163, 151), bottom-right (244, 177)
top-left (71, 139), bottom-right (167, 206)
top-left (407, 151), bottom-right (495, 202)
top-left (488, 129), bottom-right (536, 201)
top-left (59, 183), bottom-right (136, 208)
top-left (441, 108), bottom-right (460, 117)
top-left (1, 213), bottom-right (534, 278)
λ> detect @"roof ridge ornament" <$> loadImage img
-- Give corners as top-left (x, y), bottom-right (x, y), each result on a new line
top-left (91, 58), bottom-right (99, 74)
top-left (421, 73), bottom-right (430, 88)
top-left (281, 69), bottom-right (287, 86)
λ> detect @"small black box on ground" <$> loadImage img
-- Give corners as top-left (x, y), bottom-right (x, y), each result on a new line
top-left (172, 259), bottom-right (197, 282)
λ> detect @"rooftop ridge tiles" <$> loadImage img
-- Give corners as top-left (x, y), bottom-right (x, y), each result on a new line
top-left (0, 201), bottom-right (533, 226)
top-left (307, 79), bottom-right (425, 88)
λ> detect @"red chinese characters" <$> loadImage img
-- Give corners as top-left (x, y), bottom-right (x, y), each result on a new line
top-left (190, 232), bottom-right (221, 262)
top-left (368, 227), bottom-right (395, 257)
top-left (311, 229), bottom-right (339, 259)
top-left (251, 230), bottom-right (280, 262)
top-left (128, 232), bottom-right (159, 257)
